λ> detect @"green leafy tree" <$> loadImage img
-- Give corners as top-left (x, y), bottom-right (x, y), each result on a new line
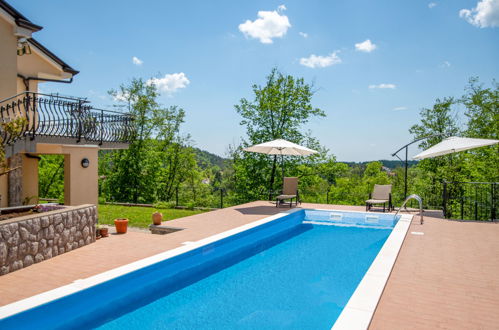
top-left (232, 68), bottom-right (329, 200)
top-left (461, 78), bottom-right (499, 182)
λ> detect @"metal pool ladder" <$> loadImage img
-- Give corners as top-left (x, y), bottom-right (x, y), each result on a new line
top-left (394, 194), bottom-right (424, 225)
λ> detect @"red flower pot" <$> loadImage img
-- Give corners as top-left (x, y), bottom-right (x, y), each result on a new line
top-left (114, 218), bottom-right (129, 234)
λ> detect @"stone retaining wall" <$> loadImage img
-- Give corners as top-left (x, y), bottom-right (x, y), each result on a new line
top-left (0, 204), bottom-right (97, 275)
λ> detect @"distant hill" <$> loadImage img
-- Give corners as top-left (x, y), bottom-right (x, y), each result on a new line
top-left (340, 160), bottom-right (418, 169)
top-left (193, 148), bottom-right (228, 169)
top-left (193, 148), bottom-right (417, 171)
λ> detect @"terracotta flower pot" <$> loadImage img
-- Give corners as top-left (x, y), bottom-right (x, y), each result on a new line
top-left (100, 227), bottom-right (109, 237)
top-left (152, 212), bottom-right (163, 226)
top-left (114, 218), bottom-right (129, 234)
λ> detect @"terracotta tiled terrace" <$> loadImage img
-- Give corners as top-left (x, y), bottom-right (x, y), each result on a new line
top-left (1, 201), bottom-right (498, 329)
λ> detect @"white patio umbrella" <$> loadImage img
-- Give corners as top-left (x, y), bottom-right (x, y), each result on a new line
top-left (243, 138), bottom-right (318, 181)
top-left (413, 136), bottom-right (499, 160)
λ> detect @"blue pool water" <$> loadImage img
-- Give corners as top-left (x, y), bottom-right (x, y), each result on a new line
top-left (0, 209), bottom-right (397, 329)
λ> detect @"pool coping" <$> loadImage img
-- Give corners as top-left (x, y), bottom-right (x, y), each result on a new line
top-left (0, 208), bottom-right (413, 329)
top-left (331, 211), bottom-right (413, 330)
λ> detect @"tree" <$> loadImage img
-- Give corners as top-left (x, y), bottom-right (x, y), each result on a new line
top-left (409, 97), bottom-right (464, 184)
top-left (101, 78), bottom-right (196, 203)
top-left (461, 78), bottom-right (499, 182)
top-left (233, 68), bottom-right (328, 200)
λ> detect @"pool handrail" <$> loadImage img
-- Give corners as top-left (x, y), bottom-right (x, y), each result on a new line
top-left (394, 194), bottom-right (424, 224)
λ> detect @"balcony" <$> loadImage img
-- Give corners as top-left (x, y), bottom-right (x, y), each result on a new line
top-left (0, 92), bottom-right (134, 155)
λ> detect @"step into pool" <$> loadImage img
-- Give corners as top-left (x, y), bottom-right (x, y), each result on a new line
top-left (0, 209), bottom-right (409, 329)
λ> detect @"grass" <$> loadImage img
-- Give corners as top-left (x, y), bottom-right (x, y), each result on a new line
top-left (97, 204), bottom-right (208, 228)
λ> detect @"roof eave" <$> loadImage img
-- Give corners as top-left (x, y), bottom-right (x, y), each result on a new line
top-left (29, 38), bottom-right (79, 76)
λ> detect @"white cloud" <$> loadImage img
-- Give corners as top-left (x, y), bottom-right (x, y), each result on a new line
top-left (393, 106), bottom-right (408, 111)
top-left (369, 83), bottom-right (396, 89)
top-left (299, 32), bottom-right (308, 38)
top-left (238, 7), bottom-right (291, 44)
top-left (146, 72), bottom-right (190, 95)
top-left (299, 52), bottom-right (341, 68)
top-left (355, 39), bottom-right (377, 52)
top-left (113, 91), bottom-right (136, 103)
top-left (440, 60), bottom-right (451, 68)
top-left (428, 2), bottom-right (437, 8)
top-left (459, 0), bottom-right (499, 28)
top-left (132, 56), bottom-right (143, 66)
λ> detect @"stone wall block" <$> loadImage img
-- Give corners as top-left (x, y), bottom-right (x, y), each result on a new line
top-left (32, 218), bottom-right (41, 233)
top-left (82, 226), bottom-right (90, 239)
top-left (18, 242), bottom-right (27, 258)
top-left (55, 223), bottom-right (64, 233)
top-left (52, 246), bottom-right (58, 257)
top-left (43, 248), bottom-right (52, 259)
top-left (0, 226), bottom-right (10, 240)
top-left (0, 242), bottom-right (7, 265)
top-left (8, 246), bottom-right (18, 263)
top-left (53, 214), bottom-right (63, 226)
top-left (61, 229), bottom-right (70, 244)
top-left (40, 217), bottom-right (50, 228)
top-left (34, 253), bottom-right (44, 263)
top-left (8, 223), bottom-right (18, 234)
top-left (19, 227), bottom-right (30, 241)
top-left (28, 241), bottom-right (39, 255)
top-left (7, 232), bottom-right (20, 246)
top-left (47, 225), bottom-right (55, 239)
top-left (23, 255), bottom-right (34, 267)
top-left (11, 260), bottom-right (22, 271)
top-left (0, 266), bottom-right (9, 275)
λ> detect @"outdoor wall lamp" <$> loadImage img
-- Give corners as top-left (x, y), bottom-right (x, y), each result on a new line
top-left (81, 158), bottom-right (90, 168)
top-left (17, 38), bottom-right (32, 56)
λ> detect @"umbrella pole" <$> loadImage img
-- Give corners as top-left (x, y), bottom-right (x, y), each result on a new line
top-left (281, 154), bottom-right (285, 183)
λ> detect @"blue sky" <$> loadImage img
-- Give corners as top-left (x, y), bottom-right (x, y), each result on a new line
top-left (10, 0), bottom-right (499, 161)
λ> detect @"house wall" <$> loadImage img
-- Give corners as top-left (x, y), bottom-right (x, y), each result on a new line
top-left (0, 17), bottom-right (17, 100)
top-left (63, 146), bottom-right (99, 206)
top-left (36, 144), bottom-right (99, 206)
top-left (22, 155), bottom-right (39, 204)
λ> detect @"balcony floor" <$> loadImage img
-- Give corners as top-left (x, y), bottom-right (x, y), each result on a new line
top-left (0, 201), bottom-right (498, 329)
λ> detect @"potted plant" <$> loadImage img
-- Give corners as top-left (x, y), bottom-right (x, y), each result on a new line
top-left (95, 225), bottom-right (102, 239)
top-left (114, 218), bottom-right (129, 234)
top-left (152, 212), bottom-right (163, 226)
top-left (100, 226), bottom-right (109, 237)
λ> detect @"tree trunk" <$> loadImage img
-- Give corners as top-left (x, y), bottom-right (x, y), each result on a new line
top-left (268, 155), bottom-right (277, 200)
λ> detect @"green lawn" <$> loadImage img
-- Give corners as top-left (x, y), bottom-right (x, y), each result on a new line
top-left (97, 204), bottom-right (208, 228)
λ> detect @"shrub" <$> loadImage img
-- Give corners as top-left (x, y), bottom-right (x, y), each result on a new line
top-left (153, 201), bottom-right (177, 209)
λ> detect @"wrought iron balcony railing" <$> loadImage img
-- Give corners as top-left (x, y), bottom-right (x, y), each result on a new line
top-left (0, 92), bottom-right (134, 146)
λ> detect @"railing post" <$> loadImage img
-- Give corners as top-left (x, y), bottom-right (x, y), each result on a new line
top-left (76, 100), bottom-right (82, 143)
top-left (492, 183), bottom-right (496, 222)
top-left (99, 109), bottom-right (103, 145)
top-left (175, 187), bottom-right (179, 207)
top-left (220, 189), bottom-right (224, 209)
top-left (442, 182), bottom-right (447, 218)
top-left (326, 190), bottom-right (329, 204)
top-left (29, 93), bottom-right (36, 140)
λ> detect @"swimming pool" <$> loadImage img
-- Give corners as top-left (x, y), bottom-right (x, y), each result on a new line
top-left (0, 208), bottom-right (412, 329)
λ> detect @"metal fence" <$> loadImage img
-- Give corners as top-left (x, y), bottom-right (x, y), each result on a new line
top-left (442, 181), bottom-right (497, 221)
top-left (0, 92), bottom-right (134, 145)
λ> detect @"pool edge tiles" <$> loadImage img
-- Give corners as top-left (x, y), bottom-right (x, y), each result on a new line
top-left (331, 213), bottom-right (413, 330)
top-left (0, 208), bottom-right (302, 321)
